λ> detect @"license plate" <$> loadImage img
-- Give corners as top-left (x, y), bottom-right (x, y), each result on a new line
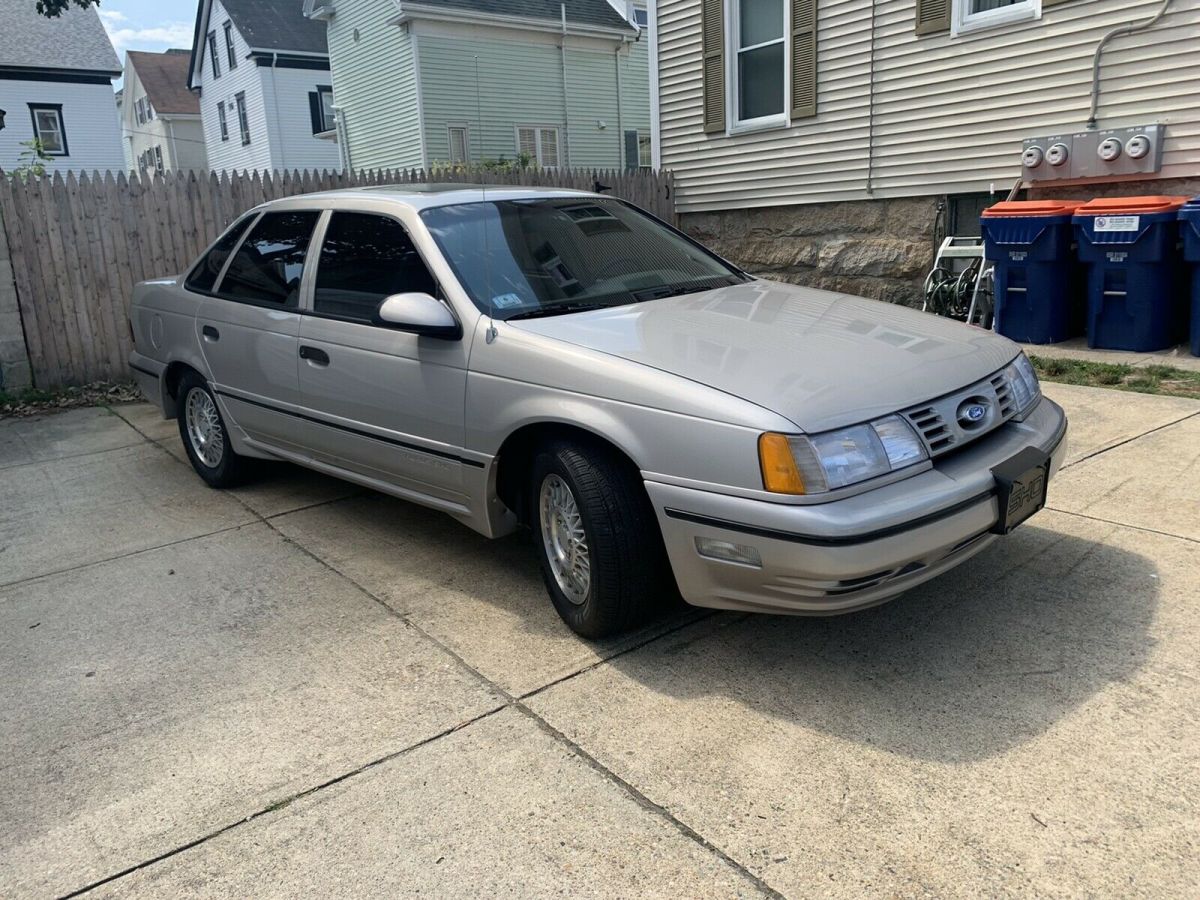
top-left (991, 446), bottom-right (1050, 535)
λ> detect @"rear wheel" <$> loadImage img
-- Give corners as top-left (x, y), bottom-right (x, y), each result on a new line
top-left (530, 440), bottom-right (672, 638)
top-left (176, 371), bottom-right (253, 488)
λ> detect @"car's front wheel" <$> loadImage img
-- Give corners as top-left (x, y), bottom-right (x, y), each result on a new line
top-left (176, 371), bottom-right (252, 488)
top-left (530, 440), bottom-right (671, 638)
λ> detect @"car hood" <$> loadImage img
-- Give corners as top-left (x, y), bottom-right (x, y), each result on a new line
top-left (509, 279), bottom-right (1020, 433)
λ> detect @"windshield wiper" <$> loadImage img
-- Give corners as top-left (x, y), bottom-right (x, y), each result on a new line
top-left (504, 301), bottom-right (613, 321)
top-left (630, 283), bottom-right (706, 302)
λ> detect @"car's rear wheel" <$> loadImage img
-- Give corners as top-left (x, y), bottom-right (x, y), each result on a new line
top-left (176, 371), bottom-right (252, 488)
top-left (530, 440), bottom-right (671, 638)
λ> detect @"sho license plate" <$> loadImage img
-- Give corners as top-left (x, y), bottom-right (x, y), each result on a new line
top-left (991, 446), bottom-right (1050, 535)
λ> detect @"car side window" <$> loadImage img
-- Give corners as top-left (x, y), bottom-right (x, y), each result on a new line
top-left (215, 211), bottom-right (320, 308)
top-left (313, 212), bottom-right (438, 323)
top-left (184, 214), bottom-right (255, 294)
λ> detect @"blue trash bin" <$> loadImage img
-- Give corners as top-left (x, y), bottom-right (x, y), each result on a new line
top-left (1073, 196), bottom-right (1188, 352)
top-left (981, 200), bottom-right (1084, 344)
top-left (1179, 197), bottom-right (1200, 356)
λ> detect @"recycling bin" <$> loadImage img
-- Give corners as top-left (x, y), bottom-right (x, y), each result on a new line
top-left (981, 200), bottom-right (1084, 343)
top-left (1073, 195), bottom-right (1188, 352)
top-left (1179, 196), bottom-right (1200, 356)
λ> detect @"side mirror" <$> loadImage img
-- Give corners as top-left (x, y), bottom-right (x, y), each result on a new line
top-left (374, 292), bottom-right (462, 339)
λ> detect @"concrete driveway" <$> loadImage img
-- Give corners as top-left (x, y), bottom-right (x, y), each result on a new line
top-left (1, 383), bottom-right (1198, 898)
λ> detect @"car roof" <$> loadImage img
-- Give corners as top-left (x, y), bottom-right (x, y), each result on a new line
top-left (254, 183), bottom-right (603, 213)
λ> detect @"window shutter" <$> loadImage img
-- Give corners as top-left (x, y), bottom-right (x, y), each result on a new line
top-left (790, 0), bottom-right (817, 119)
top-left (624, 130), bottom-right (640, 170)
top-left (308, 91), bottom-right (323, 134)
top-left (915, 0), bottom-right (950, 35)
top-left (701, 0), bottom-right (724, 134)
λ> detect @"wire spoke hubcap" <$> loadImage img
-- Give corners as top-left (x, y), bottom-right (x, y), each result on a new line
top-left (185, 387), bottom-right (224, 469)
top-left (539, 474), bottom-right (590, 605)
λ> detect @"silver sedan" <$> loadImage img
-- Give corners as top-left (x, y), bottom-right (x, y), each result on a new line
top-left (128, 186), bottom-right (1067, 637)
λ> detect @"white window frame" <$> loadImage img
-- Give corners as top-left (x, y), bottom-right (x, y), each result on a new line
top-left (218, 101), bottom-right (229, 141)
top-left (235, 92), bottom-right (251, 146)
top-left (637, 131), bottom-right (652, 168)
top-left (725, 0), bottom-right (789, 134)
top-left (447, 124), bottom-right (470, 164)
top-left (29, 104), bottom-right (67, 156)
top-left (515, 125), bottom-right (561, 168)
top-left (631, 4), bottom-right (648, 28)
top-left (951, 0), bottom-right (1041, 37)
top-left (317, 85), bottom-right (335, 132)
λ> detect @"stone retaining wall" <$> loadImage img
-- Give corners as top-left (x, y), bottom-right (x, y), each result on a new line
top-left (680, 197), bottom-right (939, 307)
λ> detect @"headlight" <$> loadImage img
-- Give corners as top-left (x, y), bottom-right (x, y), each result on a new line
top-left (759, 414), bottom-right (929, 495)
top-left (1003, 353), bottom-right (1041, 414)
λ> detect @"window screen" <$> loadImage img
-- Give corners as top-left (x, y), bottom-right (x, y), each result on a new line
top-left (216, 211), bottom-right (319, 307)
top-left (185, 215), bottom-right (256, 293)
top-left (314, 213), bottom-right (437, 323)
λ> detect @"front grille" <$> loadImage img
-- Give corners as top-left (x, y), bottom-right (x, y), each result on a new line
top-left (901, 364), bottom-right (1025, 459)
top-left (990, 373), bottom-right (1016, 418)
top-left (904, 406), bottom-right (956, 454)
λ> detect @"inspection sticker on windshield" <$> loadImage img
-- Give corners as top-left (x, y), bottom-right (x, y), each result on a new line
top-left (491, 293), bottom-right (524, 309)
top-left (1095, 215), bottom-right (1140, 232)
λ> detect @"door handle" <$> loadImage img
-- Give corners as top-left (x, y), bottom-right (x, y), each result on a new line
top-left (299, 345), bottom-right (330, 366)
top-left (202, 325), bottom-right (219, 341)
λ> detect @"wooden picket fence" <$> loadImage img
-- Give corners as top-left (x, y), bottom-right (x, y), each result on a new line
top-left (0, 166), bottom-right (676, 388)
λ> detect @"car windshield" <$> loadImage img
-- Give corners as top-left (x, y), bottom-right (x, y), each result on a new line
top-left (419, 198), bottom-right (748, 320)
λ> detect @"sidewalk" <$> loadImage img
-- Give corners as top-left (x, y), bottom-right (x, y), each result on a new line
top-left (1018, 337), bottom-right (1200, 372)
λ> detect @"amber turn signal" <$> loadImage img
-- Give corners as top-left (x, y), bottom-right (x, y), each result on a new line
top-left (758, 433), bottom-right (806, 495)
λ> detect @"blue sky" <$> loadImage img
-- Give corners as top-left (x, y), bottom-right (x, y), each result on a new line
top-left (97, 0), bottom-right (197, 58)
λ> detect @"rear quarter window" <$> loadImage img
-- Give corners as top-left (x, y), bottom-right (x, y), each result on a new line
top-left (185, 214), bottom-right (256, 294)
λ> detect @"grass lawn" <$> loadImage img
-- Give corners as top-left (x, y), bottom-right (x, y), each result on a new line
top-left (1031, 355), bottom-right (1200, 400)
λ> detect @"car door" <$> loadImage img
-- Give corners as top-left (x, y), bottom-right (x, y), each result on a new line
top-left (196, 208), bottom-right (321, 452)
top-left (295, 209), bottom-right (471, 505)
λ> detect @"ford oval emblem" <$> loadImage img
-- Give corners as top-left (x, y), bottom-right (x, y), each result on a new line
top-left (957, 399), bottom-right (990, 428)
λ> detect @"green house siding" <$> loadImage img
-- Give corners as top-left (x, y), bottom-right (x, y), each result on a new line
top-left (326, 0), bottom-right (422, 170)
top-left (417, 32), bottom-right (650, 169)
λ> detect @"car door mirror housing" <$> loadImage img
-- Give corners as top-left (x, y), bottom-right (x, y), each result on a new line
top-left (374, 293), bottom-right (461, 339)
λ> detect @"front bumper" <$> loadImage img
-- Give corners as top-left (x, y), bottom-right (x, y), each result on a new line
top-left (647, 396), bottom-right (1068, 615)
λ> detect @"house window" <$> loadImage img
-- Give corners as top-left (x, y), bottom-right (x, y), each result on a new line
top-left (145, 100), bottom-right (155, 121)
top-left (638, 132), bottom-right (652, 168)
top-left (224, 22), bottom-right (237, 69)
top-left (208, 31), bottom-right (221, 79)
top-left (28, 104), bottom-right (67, 155)
top-left (154, 145), bottom-right (164, 175)
top-left (952, 0), bottom-right (1040, 36)
top-left (235, 92), bottom-right (250, 145)
top-left (516, 126), bottom-right (559, 167)
top-left (318, 85), bottom-right (335, 132)
top-left (448, 125), bottom-right (469, 164)
top-left (218, 102), bottom-right (229, 141)
top-left (632, 5), bottom-right (648, 27)
top-left (732, 0), bottom-right (786, 126)
top-left (135, 98), bottom-right (144, 125)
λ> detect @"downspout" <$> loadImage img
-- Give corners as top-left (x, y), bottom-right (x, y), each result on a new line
top-left (560, 4), bottom-right (571, 166)
top-left (615, 47), bottom-right (623, 166)
top-left (271, 52), bottom-right (286, 169)
top-left (1087, 0), bottom-right (1173, 129)
top-left (865, 0), bottom-right (876, 194)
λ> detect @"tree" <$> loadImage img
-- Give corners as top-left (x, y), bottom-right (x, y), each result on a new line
top-left (35, 0), bottom-right (98, 17)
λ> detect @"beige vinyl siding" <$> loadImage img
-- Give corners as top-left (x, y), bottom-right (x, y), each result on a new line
top-left (326, 0), bottom-right (422, 170)
top-left (658, 0), bottom-right (1200, 212)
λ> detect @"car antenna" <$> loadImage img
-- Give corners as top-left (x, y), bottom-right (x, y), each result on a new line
top-left (475, 55), bottom-right (498, 345)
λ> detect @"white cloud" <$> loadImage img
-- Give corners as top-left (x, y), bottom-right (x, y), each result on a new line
top-left (100, 12), bottom-right (192, 55)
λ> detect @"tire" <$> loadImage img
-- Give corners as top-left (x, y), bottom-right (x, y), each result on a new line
top-left (176, 370), bottom-right (253, 488)
top-left (530, 439), bottom-right (672, 638)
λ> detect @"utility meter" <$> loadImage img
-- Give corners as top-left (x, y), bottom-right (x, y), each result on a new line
top-left (1046, 143), bottom-right (1070, 167)
top-left (1022, 146), bottom-right (1045, 168)
top-left (1098, 138), bottom-right (1123, 162)
top-left (1125, 134), bottom-right (1152, 160)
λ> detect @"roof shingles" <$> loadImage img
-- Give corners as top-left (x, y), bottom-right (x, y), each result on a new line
top-left (127, 50), bottom-right (199, 116)
top-left (0, 0), bottom-right (120, 73)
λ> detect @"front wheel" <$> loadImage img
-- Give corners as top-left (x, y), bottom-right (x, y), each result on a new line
top-left (176, 371), bottom-right (253, 488)
top-left (531, 440), bottom-right (672, 638)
